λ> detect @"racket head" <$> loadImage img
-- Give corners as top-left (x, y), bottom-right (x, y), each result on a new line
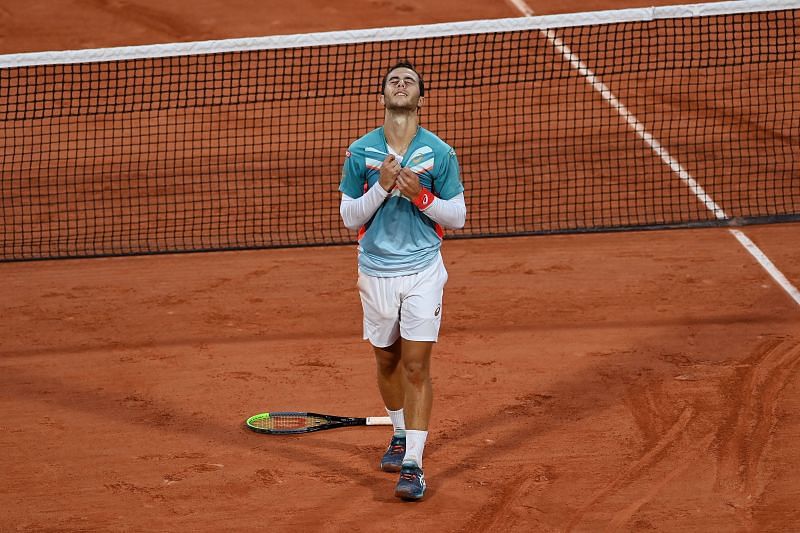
top-left (245, 411), bottom-right (353, 434)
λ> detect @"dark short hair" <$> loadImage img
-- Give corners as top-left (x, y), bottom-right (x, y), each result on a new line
top-left (381, 61), bottom-right (425, 97)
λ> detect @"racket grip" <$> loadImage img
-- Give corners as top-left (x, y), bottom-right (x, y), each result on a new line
top-left (366, 416), bottom-right (392, 426)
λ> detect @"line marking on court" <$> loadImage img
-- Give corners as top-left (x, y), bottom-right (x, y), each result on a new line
top-left (506, 0), bottom-right (535, 16)
top-left (508, 0), bottom-right (800, 307)
top-left (729, 230), bottom-right (800, 306)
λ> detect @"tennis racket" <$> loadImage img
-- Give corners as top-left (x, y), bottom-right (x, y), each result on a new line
top-left (245, 411), bottom-right (392, 435)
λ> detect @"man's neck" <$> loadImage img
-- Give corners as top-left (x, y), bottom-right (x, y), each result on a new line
top-left (383, 111), bottom-right (419, 155)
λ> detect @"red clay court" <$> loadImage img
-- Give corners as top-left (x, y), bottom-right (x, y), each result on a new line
top-left (1, 1), bottom-right (799, 531)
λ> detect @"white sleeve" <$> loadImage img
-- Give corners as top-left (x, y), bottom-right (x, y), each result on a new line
top-left (339, 182), bottom-right (390, 231)
top-left (420, 192), bottom-right (466, 229)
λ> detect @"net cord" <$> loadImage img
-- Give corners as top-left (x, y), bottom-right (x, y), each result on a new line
top-left (0, 0), bottom-right (796, 68)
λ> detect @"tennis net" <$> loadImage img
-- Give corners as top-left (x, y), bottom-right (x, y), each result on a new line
top-left (1, 0), bottom-right (798, 261)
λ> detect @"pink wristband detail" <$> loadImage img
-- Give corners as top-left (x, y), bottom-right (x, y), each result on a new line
top-left (412, 188), bottom-right (435, 210)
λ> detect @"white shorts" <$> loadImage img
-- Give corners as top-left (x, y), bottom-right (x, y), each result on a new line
top-left (357, 253), bottom-right (449, 348)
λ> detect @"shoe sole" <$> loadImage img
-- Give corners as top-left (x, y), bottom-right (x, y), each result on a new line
top-left (381, 463), bottom-right (402, 473)
top-left (394, 488), bottom-right (424, 501)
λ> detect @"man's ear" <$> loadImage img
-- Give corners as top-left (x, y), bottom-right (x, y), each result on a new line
top-left (417, 95), bottom-right (424, 109)
top-left (379, 94), bottom-right (385, 106)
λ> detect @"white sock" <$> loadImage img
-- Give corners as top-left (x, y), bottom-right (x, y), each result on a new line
top-left (386, 408), bottom-right (406, 437)
top-left (403, 429), bottom-right (428, 468)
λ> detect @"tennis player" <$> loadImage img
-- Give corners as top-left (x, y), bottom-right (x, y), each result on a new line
top-left (339, 61), bottom-right (466, 501)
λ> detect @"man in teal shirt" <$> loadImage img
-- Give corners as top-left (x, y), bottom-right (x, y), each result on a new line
top-left (339, 61), bottom-right (466, 501)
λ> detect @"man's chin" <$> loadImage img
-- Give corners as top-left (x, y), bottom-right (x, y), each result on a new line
top-left (386, 102), bottom-right (419, 113)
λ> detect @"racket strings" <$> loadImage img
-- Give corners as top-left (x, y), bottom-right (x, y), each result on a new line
top-left (256, 414), bottom-right (327, 430)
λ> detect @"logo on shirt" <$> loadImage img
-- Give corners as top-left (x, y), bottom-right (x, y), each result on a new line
top-left (434, 305), bottom-right (441, 317)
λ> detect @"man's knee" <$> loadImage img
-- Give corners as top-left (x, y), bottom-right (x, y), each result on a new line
top-left (374, 344), bottom-right (401, 375)
top-left (402, 358), bottom-right (430, 386)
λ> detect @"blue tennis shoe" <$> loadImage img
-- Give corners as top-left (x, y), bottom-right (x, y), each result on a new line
top-left (394, 461), bottom-right (426, 501)
top-left (380, 435), bottom-right (406, 472)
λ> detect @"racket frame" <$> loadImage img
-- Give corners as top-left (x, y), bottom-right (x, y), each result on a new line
top-left (245, 411), bottom-right (391, 434)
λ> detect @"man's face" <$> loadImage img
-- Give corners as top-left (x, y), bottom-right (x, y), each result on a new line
top-left (381, 67), bottom-right (423, 112)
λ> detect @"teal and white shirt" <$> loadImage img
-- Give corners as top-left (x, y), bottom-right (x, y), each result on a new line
top-left (339, 126), bottom-right (464, 277)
